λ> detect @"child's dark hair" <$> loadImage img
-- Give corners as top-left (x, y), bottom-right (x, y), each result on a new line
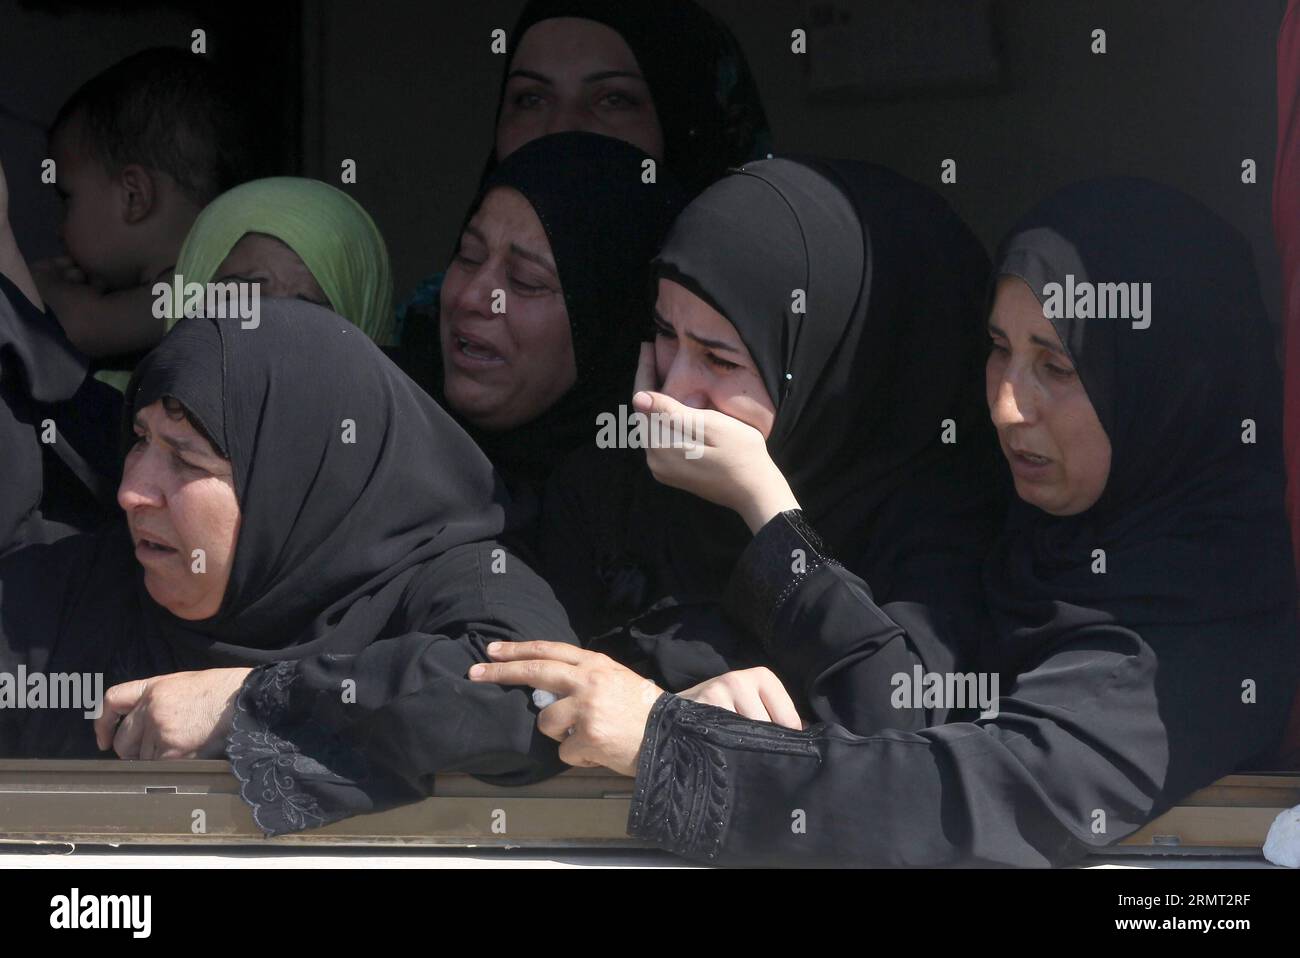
top-left (51, 47), bottom-right (256, 206)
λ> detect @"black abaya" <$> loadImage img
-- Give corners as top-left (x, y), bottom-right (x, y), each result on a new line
top-left (0, 300), bottom-right (579, 834)
top-left (625, 178), bottom-right (1299, 867)
top-left (542, 158), bottom-right (1004, 734)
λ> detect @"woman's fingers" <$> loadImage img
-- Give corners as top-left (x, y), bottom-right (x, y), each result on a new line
top-left (111, 704), bottom-right (148, 759)
top-left (679, 681), bottom-right (731, 711)
top-left (536, 696), bottom-right (581, 742)
top-left (758, 676), bottom-right (804, 730)
top-left (730, 684), bottom-right (774, 724)
top-left (633, 342), bottom-right (656, 398)
top-left (557, 736), bottom-right (603, 767)
top-left (469, 658), bottom-right (580, 696)
top-left (486, 640), bottom-right (588, 666)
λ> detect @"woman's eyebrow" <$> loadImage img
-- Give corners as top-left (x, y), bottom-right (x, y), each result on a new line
top-left (507, 69), bottom-right (552, 85)
top-left (132, 415), bottom-right (208, 455)
top-left (652, 309), bottom-right (740, 352)
top-left (986, 324), bottom-right (1069, 358)
top-left (1029, 334), bottom-right (1070, 357)
top-left (684, 330), bottom-right (741, 353)
top-left (508, 68), bottom-right (645, 85)
top-left (508, 243), bottom-right (557, 277)
top-left (166, 434), bottom-right (206, 454)
top-left (582, 70), bottom-right (645, 84)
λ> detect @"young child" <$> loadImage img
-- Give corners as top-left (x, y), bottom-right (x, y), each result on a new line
top-left (34, 47), bottom-right (257, 365)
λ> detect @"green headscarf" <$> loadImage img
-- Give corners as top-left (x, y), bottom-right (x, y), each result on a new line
top-left (171, 177), bottom-right (395, 344)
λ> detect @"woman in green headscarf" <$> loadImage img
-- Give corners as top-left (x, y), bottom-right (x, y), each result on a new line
top-left (171, 177), bottom-right (395, 344)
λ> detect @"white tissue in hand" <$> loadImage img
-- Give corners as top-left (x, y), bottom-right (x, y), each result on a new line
top-left (532, 689), bottom-right (558, 710)
top-left (1263, 803), bottom-right (1300, 868)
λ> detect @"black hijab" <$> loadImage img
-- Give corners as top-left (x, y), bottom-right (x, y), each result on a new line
top-left (3, 300), bottom-right (575, 816)
top-left (417, 131), bottom-right (686, 488)
top-left (654, 157), bottom-right (999, 563)
top-left (489, 0), bottom-right (771, 198)
top-left (984, 178), bottom-right (1297, 670)
top-left (0, 300), bottom-right (514, 718)
top-left (544, 158), bottom-right (1004, 687)
top-left (116, 303), bottom-right (513, 665)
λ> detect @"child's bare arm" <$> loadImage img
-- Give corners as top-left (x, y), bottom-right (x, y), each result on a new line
top-left (31, 268), bottom-right (164, 357)
top-left (0, 158), bottom-right (45, 311)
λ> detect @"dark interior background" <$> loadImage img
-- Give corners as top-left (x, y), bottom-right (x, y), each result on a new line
top-left (1, 0), bottom-right (1288, 329)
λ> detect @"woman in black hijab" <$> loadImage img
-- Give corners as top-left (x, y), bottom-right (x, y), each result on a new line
top-left (396, 0), bottom-right (770, 364)
top-left (397, 132), bottom-right (686, 499)
top-left (489, 0), bottom-right (770, 198)
top-left (481, 177), bottom-right (1299, 866)
top-left (540, 157), bottom-right (1004, 733)
top-left (0, 300), bottom-right (578, 835)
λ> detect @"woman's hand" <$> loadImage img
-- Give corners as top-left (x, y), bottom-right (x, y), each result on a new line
top-left (93, 667), bottom-right (254, 760)
top-left (678, 667), bottom-right (804, 729)
top-left (468, 641), bottom-right (663, 777)
top-left (632, 344), bottom-right (800, 532)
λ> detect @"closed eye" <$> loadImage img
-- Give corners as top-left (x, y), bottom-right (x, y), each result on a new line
top-left (707, 353), bottom-right (740, 371)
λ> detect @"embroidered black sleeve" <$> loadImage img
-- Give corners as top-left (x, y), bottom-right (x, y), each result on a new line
top-left (721, 509), bottom-right (833, 652)
top-left (627, 693), bottom-right (819, 864)
top-left (226, 661), bottom-right (419, 837)
top-left (627, 693), bottom-right (731, 862)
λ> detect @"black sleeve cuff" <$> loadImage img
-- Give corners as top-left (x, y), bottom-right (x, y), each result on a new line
top-left (225, 661), bottom-right (419, 836)
top-left (626, 693), bottom-right (732, 862)
top-left (721, 509), bottom-right (832, 652)
top-left (627, 692), bottom-right (820, 864)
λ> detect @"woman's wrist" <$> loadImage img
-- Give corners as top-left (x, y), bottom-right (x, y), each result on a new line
top-left (737, 466), bottom-right (801, 534)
